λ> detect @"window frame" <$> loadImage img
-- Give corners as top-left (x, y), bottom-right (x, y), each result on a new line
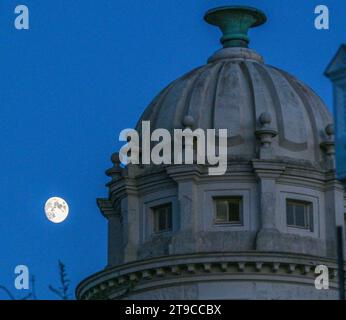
top-left (286, 199), bottom-right (313, 232)
top-left (213, 196), bottom-right (243, 226)
top-left (152, 203), bottom-right (173, 235)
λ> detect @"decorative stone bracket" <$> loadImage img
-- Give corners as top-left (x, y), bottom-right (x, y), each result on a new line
top-left (97, 198), bottom-right (120, 219)
top-left (76, 253), bottom-right (341, 300)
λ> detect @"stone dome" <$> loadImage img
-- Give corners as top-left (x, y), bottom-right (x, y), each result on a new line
top-left (136, 9), bottom-right (332, 167)
top-left (77, 6), bottom-right (344, 301)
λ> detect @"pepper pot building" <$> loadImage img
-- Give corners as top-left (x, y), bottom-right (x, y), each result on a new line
top-left (77, 6), bottom-right (346, 300)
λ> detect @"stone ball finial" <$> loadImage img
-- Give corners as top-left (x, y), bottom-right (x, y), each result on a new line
top-left (106, 152), bottom-right (123, 182)
top-left (325, 124), bottom-right (334, 137)
top-left (259, 112), bottom-right (272, 126)
top-left (111, 152), bottom-right (121, 165)
top-left (182, 115), bottom-right (195, 129)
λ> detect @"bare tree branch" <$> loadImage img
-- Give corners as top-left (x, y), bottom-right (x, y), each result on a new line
top-left (0, 286), bottom-right (16, 300)
top-left (49, 260), bottom-right (71, 300)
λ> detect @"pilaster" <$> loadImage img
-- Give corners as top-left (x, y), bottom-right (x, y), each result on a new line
top-left (252, 160), bottom-right (286, 251)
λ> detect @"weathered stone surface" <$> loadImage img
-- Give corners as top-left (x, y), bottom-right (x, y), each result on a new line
top-left (77, 8), bottom-right (346, 301)
top-left (135, 46), bottom-right (332, 168)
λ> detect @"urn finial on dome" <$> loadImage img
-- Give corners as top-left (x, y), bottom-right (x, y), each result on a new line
top-left (182, 115), bottom-right (195, 129)
top-left (204, 6), bottom-right (267, 48)
top-left (255, 112), bottom-right (278, 160)
top-left (106, 152), bottom-right (123, 183)
top-left (325, 124), bottom-right (335, 137)
top-left (321, 124), bottom-right (336, 170)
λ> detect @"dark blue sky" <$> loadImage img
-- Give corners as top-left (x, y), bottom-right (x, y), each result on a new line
top-left (0, 0), bottom-right (345, 299)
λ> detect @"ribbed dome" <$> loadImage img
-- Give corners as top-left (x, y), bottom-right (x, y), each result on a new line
top-left (135, 7), bottom-right (332, 167)
top-left (136, 47), bottom-right (331, 165)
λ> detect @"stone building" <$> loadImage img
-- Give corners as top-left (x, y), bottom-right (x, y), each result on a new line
top-left (325, 45), bottom-right (346, 181)
top-left (77, 6), bottom-right (346, 300)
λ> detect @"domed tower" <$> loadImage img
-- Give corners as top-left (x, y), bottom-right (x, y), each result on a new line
top-left (77, 6), bottom-right (345, 300)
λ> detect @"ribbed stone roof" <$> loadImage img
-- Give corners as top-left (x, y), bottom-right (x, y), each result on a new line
top-left (134, 6), bottom-right (332, 166)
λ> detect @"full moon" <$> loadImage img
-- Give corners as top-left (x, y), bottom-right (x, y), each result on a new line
top-left (44, 197), bottom-right (69, 223)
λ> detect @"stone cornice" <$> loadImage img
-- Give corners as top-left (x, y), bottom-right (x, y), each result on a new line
top-left (252, 160), bottom-right (286, 179)
top-left (76, 252), bottom-right (343, 300)
top-left (97, 198), bottom-right (118, 219)
top-left (166, 164), bottom-right (204, 182)
top-left (105, 162), bottom-right (344, 207)
top-left (326, 68), bottom-right (346, 82)
top-left (324, 172), bottom-right (345, 192)
top-left (110, 177), bottom-right (138, 197)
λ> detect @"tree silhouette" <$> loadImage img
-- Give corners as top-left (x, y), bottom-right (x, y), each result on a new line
top-left (0, 275), bottom-right (36, 300)
top-left (0, 262), bottom-right (72, 300)
top-left (49, 260), bottom-right (71, 300)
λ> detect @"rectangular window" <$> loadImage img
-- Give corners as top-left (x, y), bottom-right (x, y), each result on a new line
top-left (214, 197), bottom-right (243, 225)
top-left (286, 200), bottom-right (313, 232)
top-left (153, 203), bottom-right (172, 234)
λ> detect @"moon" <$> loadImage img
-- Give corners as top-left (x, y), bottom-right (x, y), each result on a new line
top-left (44, 197), bottom-right (69, 223)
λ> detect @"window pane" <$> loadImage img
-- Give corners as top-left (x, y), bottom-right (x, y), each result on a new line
top-left (295, 205), bottom-right (306, 227)
top-left (228, 201), bottom-right (240, 223)
top-left (216, 201), bottom-right (228, 223)
top-left (215, 197), bottom-right (242, 225)
top-left (287, 204), bottom-right (294, 226)
top-left (153, 204), bottom-right (172, 233)
top-left (286, 200), bottom-right (313, 231)
top-left (158, 208), bottom-right (166, 230)
top-left (166, 208), bottom-right (172, 230)
top-left (309, 206), bottom-right (314, 232)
